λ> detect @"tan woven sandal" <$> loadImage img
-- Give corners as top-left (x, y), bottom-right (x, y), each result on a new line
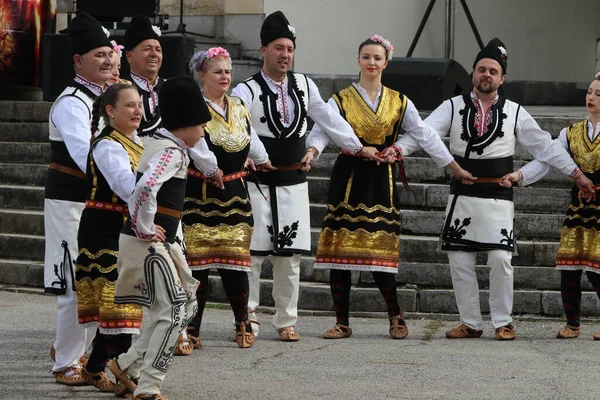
top-left (593, 331), bottom-right (600, 340)
top-left (235, 321), bottom-right (256, 348)
top-left (278, 326), bottom-right (300, 342)
top-left (495, 323), bottom-right (516, 340)
top-left (53, 366), bottom-right (88, 386)
top-left (107, 359), bottom-right (137, 394)
top-left (389, 314), bottom-right (409, 339)
top-left (446, 324), bottom-right (483, 339)
top-left (323, 324), bottom-right (353, 339)
top-left (186, 327), bottom-right (202, 350)
top-left (556, 325), bottom-right (580, 339)
top-left (173, 332), bottom-right (193, 356)
top-left (84, 369), bottom-right (116, 392)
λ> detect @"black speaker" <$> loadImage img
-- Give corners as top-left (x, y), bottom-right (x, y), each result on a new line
top-left (77, 0), bottom-right (157, 20)
top-left (382, 58), bottom-right (472, 111)
top-left (42, 34), bottom-right (195, 102)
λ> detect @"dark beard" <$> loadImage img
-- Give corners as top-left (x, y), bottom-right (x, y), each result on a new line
top-left (476, 80), bottom-right (498, 94)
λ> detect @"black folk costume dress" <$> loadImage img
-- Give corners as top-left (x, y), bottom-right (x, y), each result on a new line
top-left (183, 94), bottom-right (269, 339)
top-left (310, 83), bottom-right (453, 273)
top-left (44, 75), bottom-right (105, 372)
top-left (307, 83), bottom-right (453, 330)
top-left (520, 120), bottom-right (600, 327)
top-left (76, 126), bottom-right (143, 334)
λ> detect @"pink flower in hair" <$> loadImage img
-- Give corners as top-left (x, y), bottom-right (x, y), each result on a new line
top-left (369, 34), bottom-right (393, 60)
top-left (596, 71), bottom-right (600, 79)
top-left (110, 40), bottom-right (124, 58)
top-left (206, 47), bottom-right (231, 59)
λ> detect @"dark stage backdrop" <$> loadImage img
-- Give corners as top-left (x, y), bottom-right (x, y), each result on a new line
top-left (0, 0), bottom-right (56, 86)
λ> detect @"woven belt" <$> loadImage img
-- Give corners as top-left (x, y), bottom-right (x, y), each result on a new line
top-left (49, 163), bottom-right (86, 179)
top-left (472, 177), bottom-right (503, 184)
top-left (187, 168), bottom-right (249, 182)
top-left (156, 206), bottom-right (182, 219)
top-left (256, 162), bottom-right (305, 171)
top-left (85, 199), bottom-right (128, 214)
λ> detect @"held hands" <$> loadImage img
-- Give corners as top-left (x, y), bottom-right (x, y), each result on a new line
top-left (499, 170), bottom-right (523, 188)
top-left (244, 158), bottom-right (256, 171)
top-left (378, 147), bottom-right (399, 164)
top-left (208, 169), bottom-right (225, 189)
top-left (577, 173), bottom-right (596, 203)
top-left (300, 146), bottom-right (319, 172)
top-left (447, 161), bottom-right (477, 185)
top-left (151, 225), bottom-right (166, 242)
top-left (258, 160), bottom-right (277, 171)
top-left (357, 146), bottom-right (386, 165)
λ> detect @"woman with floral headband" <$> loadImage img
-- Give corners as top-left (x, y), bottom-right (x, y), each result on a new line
top-left (108, 40), bottom-right (129, 85)
top-left (501, 73), bottom-right (600, 340)
top-left (182, 47), bottom-right (275, 349)
top-left (307, 34), bottom-right (474, 340)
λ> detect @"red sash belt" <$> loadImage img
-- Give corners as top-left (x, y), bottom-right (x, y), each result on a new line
top-left (341, 149), bottom-right (408, 189)
top-left (188, 168), bottom-right (249, 182)
top-left (85, 200), bottom-right (128, 214)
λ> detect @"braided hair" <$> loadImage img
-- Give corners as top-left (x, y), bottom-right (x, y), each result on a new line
top-left (90, 83), bottom-right (137, 143)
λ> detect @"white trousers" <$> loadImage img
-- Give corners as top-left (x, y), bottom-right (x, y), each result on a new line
top-left (248, 254), bottom-right (301, 330)
top-left (117, 283), bottom-right (197, 396)
top-left (44, 199), bottom-right (95, 372)
top-left (448, 250), bottom-right (513, 330)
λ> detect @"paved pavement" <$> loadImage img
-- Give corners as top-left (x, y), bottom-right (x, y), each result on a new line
top-left (1, 289), bottom-right (600, 400)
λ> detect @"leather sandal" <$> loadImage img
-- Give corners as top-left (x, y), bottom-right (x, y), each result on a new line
top-left (84, 369), bottom-right (116, 392)
top-left (235, 321), bottom-right (256, 348)
top-left (445, 324), bottom-right (483, 339)
top-left (557, 324), bottom-right (580, 339)
top-left (107, 359), bottom-right (137, 394)
top-left (53, 366), bottom-right (88, 386)
top-left (495, 323), bottom-right (516, 340)
top-left (173, 332), bottom-right (193, 356)
top-left (323, 324), bottom-right (352, 339)
top-left (593, 331), bottom-right (600, 340)
top-left (389, 314), bottom-right (409, 339)
top-left (278, 326), bottom-right (300, 342)
top-left (186, 327), bottom-right (202, 350)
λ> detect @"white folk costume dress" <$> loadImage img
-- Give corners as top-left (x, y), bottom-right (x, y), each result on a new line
top-left (520, 120), bottom-right (600, 272)
top-left (113, 128), bottom-right (199, 396)
top-left (399, 92), bottom-right (580, 330)
top-left (183, 95), bottom-right (268, 271)
top-left (75, 126), bottom-right (143, 334)
top-left (127, 72), bottom-right (165, 138)
top-left (308, 83), bottom-right (453, 273)
top-left (44, 75), bottom-right (104, 372)
top-left (231, 71), bottom-right (362, 330)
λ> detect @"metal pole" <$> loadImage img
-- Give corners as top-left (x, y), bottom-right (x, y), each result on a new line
top-left (444, 0), bottom-right (456, 59)
top-left (406, 0), bottom-right (437, 57)
top-left (460, 0), bottom-right (484, 50)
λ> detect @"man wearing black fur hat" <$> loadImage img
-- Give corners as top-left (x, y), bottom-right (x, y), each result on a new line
top-left (232, 11), bottom-right (381, 342)
top-left (123, 15), bottom-right (165, 138)
top-left (44, 12), bottom-right (112, 385)
top-left (398, 38), bottom-right (595, 340)
top-left (108, 76), bottom-right (210, 400)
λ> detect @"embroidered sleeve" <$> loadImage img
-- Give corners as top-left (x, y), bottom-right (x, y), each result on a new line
top-left (306, 81), bottom-right (363, 155)
top-left (516, 108), bottom-right (577, 176)
top-left (128, 148), bottom-right (183, 240)
top-left (189, 138), bottom-right (219, 177)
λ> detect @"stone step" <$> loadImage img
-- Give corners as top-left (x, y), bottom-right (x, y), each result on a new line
top-left (206, 276), bottom-right (600, 316)
top-left (0, 258), bottom-right (43, 287)
top-left (0, 122), bottom-right (48, 143)
top-left (0, 163), bottom-right (47, 186)
top-left (0, 209), bottom-right (44, 236)
top-left (0, 142), bottom-right (50, 164)
top-left (0, 101), bottom-right (51, 122)
top-left (0, 185), bottom-right (44, 210)
top-left (0, 233), bottom-right (44, 260)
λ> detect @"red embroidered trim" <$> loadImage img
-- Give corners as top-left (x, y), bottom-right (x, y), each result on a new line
top-left (315, 256), bottom-right (398, 268)
top-left (131, 148), bottom-right (175, 240)
top-left (188, 257), bottom-right (251, 267)
top-left (85, 199), bottom-right (128, 214)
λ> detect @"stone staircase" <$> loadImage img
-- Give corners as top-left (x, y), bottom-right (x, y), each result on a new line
top-left (1, 95), bottom-right (599, 318)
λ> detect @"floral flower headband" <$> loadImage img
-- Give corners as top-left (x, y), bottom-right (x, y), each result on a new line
top-left (596, 72), bottom-right (600, 80)
top-left (190, 47), bottom-right (231, 73)
top-left (110, 40), bottom-right (124, 58)
top-left (370, 34), bottom-right (393, 60)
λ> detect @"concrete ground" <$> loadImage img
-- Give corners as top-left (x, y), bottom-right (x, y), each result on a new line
top-left (1, 289), bottom-right (600, 400)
